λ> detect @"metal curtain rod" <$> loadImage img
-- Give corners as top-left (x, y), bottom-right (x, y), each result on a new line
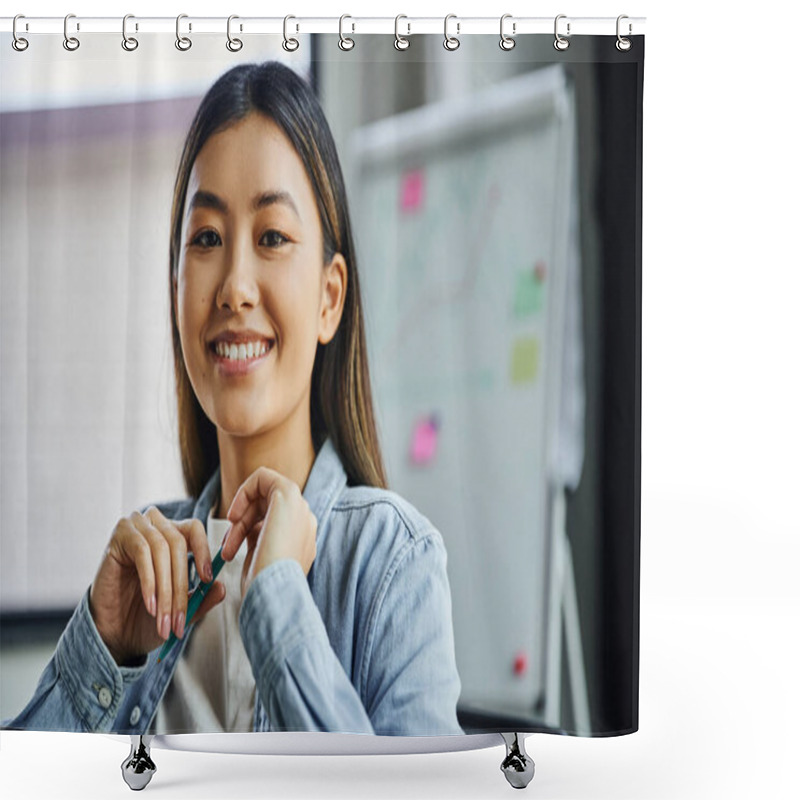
top-left (1, 15), bottom-right (646, 37)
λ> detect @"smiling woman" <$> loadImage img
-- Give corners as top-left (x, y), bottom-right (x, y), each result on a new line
top-left (3, 61), bottom-right (463, 739)
top-left (174, 112), bottom-right (349, 510)
top-left (169, 65), bottom-right (382, 502)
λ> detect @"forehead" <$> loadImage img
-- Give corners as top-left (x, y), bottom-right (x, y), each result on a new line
top-left (187, 114), bottom-right (314, 211)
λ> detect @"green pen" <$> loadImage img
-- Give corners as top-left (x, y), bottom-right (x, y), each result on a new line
top-left (156, 543), bottom-right (227, 663)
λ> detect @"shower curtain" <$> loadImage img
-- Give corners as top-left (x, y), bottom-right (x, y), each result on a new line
top-left (0, 20), bottom-right (643, 740)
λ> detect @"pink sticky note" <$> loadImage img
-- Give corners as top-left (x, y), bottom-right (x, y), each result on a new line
top-left (400, 169), bottom-right (425, 213)
top-left (410, 414), bottom-right (440, 465)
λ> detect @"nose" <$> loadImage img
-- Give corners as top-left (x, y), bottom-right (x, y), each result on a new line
top-left (216, 240), bottom-right (259, 312)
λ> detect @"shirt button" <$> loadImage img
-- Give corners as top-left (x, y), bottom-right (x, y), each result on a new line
top-left (129, 706), bottom-right (141, 725)
top-left (97, 686), bottom-right (113, 709)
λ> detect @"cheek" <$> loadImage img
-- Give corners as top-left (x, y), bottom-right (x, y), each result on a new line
top-left (176, 279), bottom-right (210, 359)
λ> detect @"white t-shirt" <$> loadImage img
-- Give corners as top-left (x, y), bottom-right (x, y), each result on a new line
top-left (154, 510), bottom-right (256, 733)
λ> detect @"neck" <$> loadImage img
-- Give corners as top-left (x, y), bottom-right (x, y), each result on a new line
top-left (215, 410), bottom-right (317, 520)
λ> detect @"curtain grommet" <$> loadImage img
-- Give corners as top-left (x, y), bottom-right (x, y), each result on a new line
top-left (283, 15), bottom-right (299, 52)
top-left (394, 15), bottom-right (410, 51)
top-left (122, 14), bottom-right (139, 52)
top-left (63, 13), bottom-right (80, 51)
top-left (175, 14), bottom-right (192, 51)
top-left (443, 14), bottom-right (460, 51)
top-left (12, 14), bottom-right (29, 51)
top-left (500, 14), bottom-right (516, 51)
top-left (616, 15), bottom-right (632, 51)
top-left (226, 15), bottom-right (243, 52)
top-left (554, 14), bottom-right (570, 51)
top-left (338, 14), bottom-right (355, 51)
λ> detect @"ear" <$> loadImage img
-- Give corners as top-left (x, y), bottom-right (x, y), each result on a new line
top-left (318, 253), bottom-right (347, 346)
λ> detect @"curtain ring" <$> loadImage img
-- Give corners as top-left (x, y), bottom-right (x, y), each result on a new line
top-left (175, 14), bottom-right (192, 51)
top-left (499, 14), bottom-right (515, 51)
top-left (227, 15), bottom-right (243, 51)
top-left (283, 15), bottom-right (299, 52)
top-left (616, 15), bottom-right (632, 51)
top-left (63, 13), bottom-right (80, 51)
top-left (554, 14), bottom-right (570, 51)
top-left (122, 14), bottom-right (139, 51)
top-left (12, 14), bottom-right (29, 52)
top-left (394, 15), bottom-right (410, 51)
top-left (443, 14), bottom-right (460, 51)
top-left (338, 14), bottom-right (355, 51)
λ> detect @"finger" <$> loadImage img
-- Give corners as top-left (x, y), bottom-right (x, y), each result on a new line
top-left (227, 466), bottom-right (288, 526)
top-left (232, 491), bottom-right (287, 567)
top-left (222, 512), bottom-right (265, 562)
top-left (248, 488), bottom-right (287, 570)
top-left (131, 512), bottom-right (173, 640)
top-left (224, 467), bottom-right (284, 558)
top-left (145, 509), bottom-right (189, 640)
top-left (112, 518), bottom-right (157, 617)
top-left (189, 581), bottom-right (226, 628)
top-left (172, 517), bottom-right (214, 584)
top-left (147, 510), bottom-right (214, 587)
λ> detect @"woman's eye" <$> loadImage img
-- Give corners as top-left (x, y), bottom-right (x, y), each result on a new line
top-left (188, 229), bottom-right (288, 249)
top-left (261, 230), bottom-right (289, 248)
top-left (190, 230), bottom-right (221, 249)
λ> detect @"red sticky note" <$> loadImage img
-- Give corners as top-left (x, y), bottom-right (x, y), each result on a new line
top-left (410, 414), bottom-right (440, 465)
top-left (400, 169), bottom-right (425, 213)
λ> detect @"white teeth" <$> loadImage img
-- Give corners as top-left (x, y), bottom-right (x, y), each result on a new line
top-left (214, 340), bottom-right (270, 360)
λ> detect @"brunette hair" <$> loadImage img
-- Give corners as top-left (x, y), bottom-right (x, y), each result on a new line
top-left (168, 61), bottom-right (387, 496)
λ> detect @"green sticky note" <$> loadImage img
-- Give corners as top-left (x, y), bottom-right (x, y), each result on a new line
top-left (510, 337), bottom-right (539, 384)
top-left (513, 265), bottom-right (545, 318)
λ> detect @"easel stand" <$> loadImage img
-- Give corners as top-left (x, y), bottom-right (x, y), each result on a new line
top-left (545, 487), bottom-right (591, 734)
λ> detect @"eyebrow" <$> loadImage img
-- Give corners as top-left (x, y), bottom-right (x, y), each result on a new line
top-left (187, 189), bottom-right (301, 220)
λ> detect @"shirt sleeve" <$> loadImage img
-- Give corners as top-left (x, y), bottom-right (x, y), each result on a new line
top-left (238, 531), bottom-right (463, 736)
top-left (360, 531), bottom-right (464, 736)
top-left (1, 587), bottom-right (148, 732)
top-left (239, 558), bottom-right (376, 733)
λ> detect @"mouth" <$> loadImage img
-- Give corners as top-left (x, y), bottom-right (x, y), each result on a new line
top-left (208, 337), bottom-right (275, 375)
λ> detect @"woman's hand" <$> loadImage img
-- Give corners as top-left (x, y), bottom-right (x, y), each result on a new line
top-left (223, 468), bottom-right (318, 599)
top-left (88, 507), bottom-right (226, 666)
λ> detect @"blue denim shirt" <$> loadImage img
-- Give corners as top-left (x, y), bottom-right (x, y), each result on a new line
top-left (2, 437), bottom-right (463, 736)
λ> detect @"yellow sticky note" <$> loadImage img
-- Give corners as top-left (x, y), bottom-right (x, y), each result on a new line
top-left (510, 337), bottom-right (539, 384)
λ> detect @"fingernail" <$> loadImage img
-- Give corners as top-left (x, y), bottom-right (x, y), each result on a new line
top-left (161, 613), bottom-right (170, 640)
top-left (176, 611), bottom-right (185, 639)
top-left (205, 562), bottom-right (213, 582)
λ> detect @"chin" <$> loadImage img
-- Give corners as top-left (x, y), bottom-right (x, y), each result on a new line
top-left (211, 407), bottom-right (272, 439)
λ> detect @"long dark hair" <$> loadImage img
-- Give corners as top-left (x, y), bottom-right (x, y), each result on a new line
top-left (168, 61), bottom-right (387, 496)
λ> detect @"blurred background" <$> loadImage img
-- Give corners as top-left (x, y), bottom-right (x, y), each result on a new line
top-left (1, 31), bottom-right (641, 737)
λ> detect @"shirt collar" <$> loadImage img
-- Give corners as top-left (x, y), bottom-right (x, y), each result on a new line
top-left (191, 436), bottom-right (347, 544)
top-left (300, 436), bottom-right (348, 531)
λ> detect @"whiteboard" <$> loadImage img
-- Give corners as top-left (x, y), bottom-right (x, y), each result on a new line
top-left (348, 65), bottom-right (583, 721)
